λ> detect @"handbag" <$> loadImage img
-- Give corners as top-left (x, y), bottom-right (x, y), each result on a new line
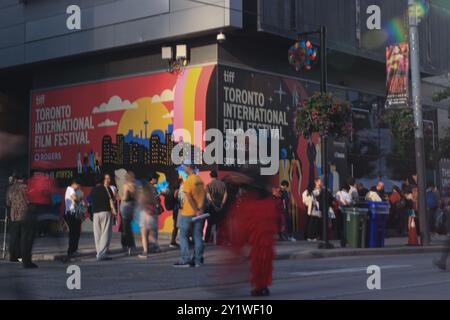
top-left (105, 186), bottom-right (118, 216)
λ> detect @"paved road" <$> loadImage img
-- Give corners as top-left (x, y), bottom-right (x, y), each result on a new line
top-left (1, 246), bottom-right (450, 300)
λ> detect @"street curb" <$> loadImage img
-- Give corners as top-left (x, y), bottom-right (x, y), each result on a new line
top-left (32, 245), bottom-right (447, 262)
top-left (277, 245), bottom-right (446, 260)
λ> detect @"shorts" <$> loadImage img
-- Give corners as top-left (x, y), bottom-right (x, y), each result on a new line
top-left (140, 211), bottom-right (156, 230)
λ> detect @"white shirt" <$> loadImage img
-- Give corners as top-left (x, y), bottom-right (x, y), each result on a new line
top-left (336, 190), bottom-right (352, 206)
top-left (65, 186), bottom-right (76, 213)
top-left (349, 186), bottom-right (358, 201)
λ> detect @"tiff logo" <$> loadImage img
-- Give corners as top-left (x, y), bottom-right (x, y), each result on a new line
top-left (224, 70), bottom-right (235, 84)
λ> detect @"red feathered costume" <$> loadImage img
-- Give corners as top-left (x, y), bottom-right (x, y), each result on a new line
top-left (223, 189), bottom-right (280, 293)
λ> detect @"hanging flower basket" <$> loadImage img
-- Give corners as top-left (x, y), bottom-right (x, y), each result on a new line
top-left (294, 92), bottom-right (353, 138)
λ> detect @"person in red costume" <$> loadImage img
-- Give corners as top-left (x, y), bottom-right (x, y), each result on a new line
top-left (24, 161), bottom-right (58, 268)
top-left (221, 170), bottom-right (280, 297)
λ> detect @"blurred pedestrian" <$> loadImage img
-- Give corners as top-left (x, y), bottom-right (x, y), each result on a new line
top-left (173, 163), bottom-right (206, 268)
top-left (6, 173), bottom-right (29, 263)
top-left (120, 171), bottom-right (137, 256)
top-left (90, 174), bottom-right (116, 261)
top-left (64, 179), bottom-right (86, 258)
top-left (205, 170), bottom-right (228, 243)
top-left (137, 173), bottom-right (159, 259)
top-left (220, 170), bottom-right (279, 296)
top-left (26, 166), bottom-right (58, 268)
top-left (426, 184), bottom-right (440, 236)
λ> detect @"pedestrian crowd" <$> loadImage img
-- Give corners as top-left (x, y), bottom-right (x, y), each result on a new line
top-left (4, 165), bottom-right (450, 295)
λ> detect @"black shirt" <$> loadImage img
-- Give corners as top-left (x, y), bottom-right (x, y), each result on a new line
top-left (90, 185), bottom-right (114, 213)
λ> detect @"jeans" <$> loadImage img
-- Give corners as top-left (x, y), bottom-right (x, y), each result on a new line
top-left (121, 218), bottom-right (135, 249)
top-left (64, 214), bottom-right (82, 255)
top-left (179, 215), bottom-right (204, 264)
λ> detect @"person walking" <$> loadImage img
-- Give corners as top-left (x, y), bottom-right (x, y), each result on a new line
top-left (26, 165), bottom-right (58, 268)
top-left (6, 174), bottom-right (29, 263)
top-left (64, 179), bottom-right (86, 258)
top-left (174, 163), bottom-right (206, 268)
top-left (426, 184), bottom-right (440, 237)
top-left (280, 180), bottom-right (295, 242)
top-left (219, 170), bottom-right (280, 296)
top-left (120, 171), bottom-right (137, 256)
top-left (90, 174), bottom-right (116, 261)
top-left (205, 170), bottom-right (228, 243)
top-left (137, 173), bottom-right (159, 259)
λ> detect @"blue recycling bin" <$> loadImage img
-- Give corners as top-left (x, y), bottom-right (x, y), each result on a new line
top-left (368, 201), bottom-right (390, 248)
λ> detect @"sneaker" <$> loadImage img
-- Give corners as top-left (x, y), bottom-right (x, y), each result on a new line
top-left (173, 262), bottom-right (191, 268)
top-left (251, 287), bottom-right (270, 297)
top-left (138, 253), bottom-right (148, 259)
top-left (194, 264), bottom-right (202, 268)
top-left (289, 237), bottom-right (297, 242)
top-left (23, 263), bottom-right (38, 269)
top-left (9, 258), bottom-right (20, 263)
top-left (433, 258), bottom-right (446, 271)
top-left (169, 243), bottom-right (180, 248)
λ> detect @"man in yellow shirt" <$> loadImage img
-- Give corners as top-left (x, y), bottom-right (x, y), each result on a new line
top-left (174, 163), bottom-right (206, 268)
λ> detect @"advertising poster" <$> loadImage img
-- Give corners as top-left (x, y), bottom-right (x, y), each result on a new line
top-left (30, 65), bottom-right (216, 232)
top-left (440, 158), bottom-right (450, 204)
top-left (217, 65), bottom-right (348, 231)
top-left (385, 43), bottom-right (409, 108)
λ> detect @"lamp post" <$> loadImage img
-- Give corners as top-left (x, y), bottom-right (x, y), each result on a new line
top-left (408, 0), bottom-right (430, 245)
top-left (296, 26), bottom-right (333, 249)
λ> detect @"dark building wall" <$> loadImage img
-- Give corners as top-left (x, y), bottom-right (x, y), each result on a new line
top-left (218, 32), bottom-right (386, 96)
top-left (257, 0), bottom-right (450, 75)
top-left (0, 0), bottom-right (241, 70)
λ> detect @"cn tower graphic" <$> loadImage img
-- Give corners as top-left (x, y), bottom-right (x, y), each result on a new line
top-left (144, 109), bottom-right (149, 140)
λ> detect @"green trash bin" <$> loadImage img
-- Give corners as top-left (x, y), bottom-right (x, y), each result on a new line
top-left (343, 207), bottom-right (368, 248)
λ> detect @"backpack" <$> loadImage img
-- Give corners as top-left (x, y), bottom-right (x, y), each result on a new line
top-left (164, 189), bottom-right (176, 211)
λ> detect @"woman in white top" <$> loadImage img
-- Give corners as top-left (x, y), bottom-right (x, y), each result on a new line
top-left (64, 179), bottom-right (85, 257)
top-left (335, 184), bottom-right (353, 247)
top-left (302, 179), bottom-right (322, 242)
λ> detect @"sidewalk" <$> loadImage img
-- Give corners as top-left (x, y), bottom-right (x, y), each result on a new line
top-left (20, 232), bottom-right (448, 262)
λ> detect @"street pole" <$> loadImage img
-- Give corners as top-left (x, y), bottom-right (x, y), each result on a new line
top-left (408, 0), bottom-right (430, 245)
top-left (318, 25), bottom-right (333, 249)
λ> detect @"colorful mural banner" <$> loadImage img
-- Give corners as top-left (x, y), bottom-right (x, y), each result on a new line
top-left (385, 43), bottom-right (409, 108)
top-left (30, 64), bottom-right (216, 232)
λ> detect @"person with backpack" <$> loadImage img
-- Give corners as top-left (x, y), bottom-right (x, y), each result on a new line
top-left (173, 163), bottom-right (206, 268)
top-left (165, 178), bottom-right (181, 248)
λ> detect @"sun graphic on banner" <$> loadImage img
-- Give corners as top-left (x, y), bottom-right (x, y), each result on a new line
top-left (118, 97), bottom-right (172, 136)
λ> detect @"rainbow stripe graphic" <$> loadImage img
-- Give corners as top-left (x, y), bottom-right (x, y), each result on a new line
top-left (173, 66), bottom-right (215, 150)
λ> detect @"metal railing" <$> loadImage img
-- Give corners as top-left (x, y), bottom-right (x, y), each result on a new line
top-left (1, 206), bottom-right (7, 259)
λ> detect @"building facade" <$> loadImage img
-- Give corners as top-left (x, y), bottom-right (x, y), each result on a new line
top-left (0, 0), bottom-right (449, 232)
